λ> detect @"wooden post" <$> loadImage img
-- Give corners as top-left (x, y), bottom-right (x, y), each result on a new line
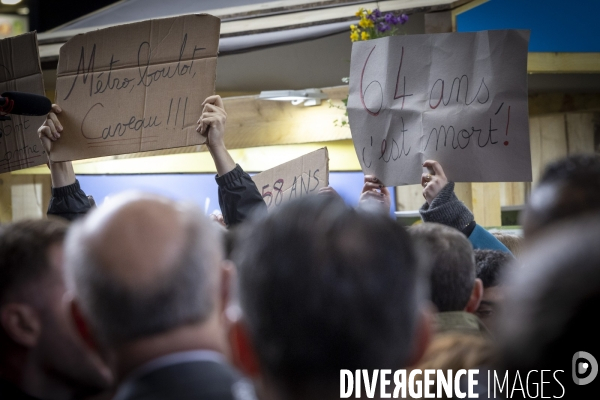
top-left (0, 173), bottom-right (12, 223)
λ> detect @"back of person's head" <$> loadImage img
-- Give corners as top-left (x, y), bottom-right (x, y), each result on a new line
top-left (500, 212), bottom-right (600, 395)
top-left (410, 223), bottom-right (477, 312)
top-left (233, 196), bottom-right (428, 399)
top-left (522, 153), bottom-right (600, 238)
top-left (0, 219), bottom-right (111, 395)
top-left (0, 219), bottom-right (67, 306)
top-left (475, 250), bottom-right (513, 289)
top-left (64, 193), bottom-right (223, 347)
top-left (491, 232), bottom-right (524, 257)
top-left (474, 250), bottom-right (514, 334)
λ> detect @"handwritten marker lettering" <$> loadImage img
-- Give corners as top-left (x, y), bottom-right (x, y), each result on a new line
top-left (348, 30), bottom-right (531, 185)
top-left (504, 106), bottom-right (511, 146)
top-left (360, 46), bottom-right (383, 116)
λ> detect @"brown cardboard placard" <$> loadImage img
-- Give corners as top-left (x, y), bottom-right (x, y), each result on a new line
top-left (0, 32), bottom-right (47, 173)
top-left (51, 14), bottom-right (220, 162)
top-left (252, 147), bottom-right (329, 211)
top-left (348, 30), bottom-right (531, 186)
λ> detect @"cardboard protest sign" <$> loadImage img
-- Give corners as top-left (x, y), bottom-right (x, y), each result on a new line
top-left (51, 14), bottom-right (220, 162)
top-left (348, 30), bottom-right (531, 186)
top-left (252, 147), bottom-right (329, 211)
top-left (0, 32), bottom-right (47, 173)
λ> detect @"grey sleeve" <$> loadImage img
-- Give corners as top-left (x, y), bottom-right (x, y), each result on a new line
top-left (419, 182), bottom-right (474, 231)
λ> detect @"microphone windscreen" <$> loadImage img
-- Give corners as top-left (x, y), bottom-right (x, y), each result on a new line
top-left (2, 91), bottom-right (52, 116)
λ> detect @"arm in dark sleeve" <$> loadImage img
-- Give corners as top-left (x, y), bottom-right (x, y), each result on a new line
top-left (47, 180), bottom-right (91, 221)
top-left (216, 164), bottom-right (267, 227)
top-left (419, 182), bottom-right (512, 254)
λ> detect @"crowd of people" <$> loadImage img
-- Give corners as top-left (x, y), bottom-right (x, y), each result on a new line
top-left (1, 95), bottom-right (599, 399)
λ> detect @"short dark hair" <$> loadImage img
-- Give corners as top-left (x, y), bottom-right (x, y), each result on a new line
top-left (523, 154), bottom-right (600, 236)
top-left (410, 223), bottom-right (475, 312)
top-left (235, 196), bottom-right (424, 395)
top-left (539, 153), bottom-right (600, 186)
top-left (475, 250), bottom-right (513, 288)
top-left (0, 219), bottom-right (68, 303)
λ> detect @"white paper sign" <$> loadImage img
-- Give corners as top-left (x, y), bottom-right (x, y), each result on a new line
top-left (348, 30), bottom-right (531, 185)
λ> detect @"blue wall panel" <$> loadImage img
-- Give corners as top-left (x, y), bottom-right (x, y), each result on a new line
top-left (457, 0), bottom-right (600, 52)
top-left (77, 172), bottom-right (397, 215)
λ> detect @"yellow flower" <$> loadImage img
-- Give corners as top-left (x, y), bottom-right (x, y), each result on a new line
top-left (361, 31), bottom-right (370, 40)
top-left (350, 31), bottom-right (359, 42)
top-left (358, 17), bottom-right (374, 29)
top-left (350, 24), bottom-right (357, 31)
top-left (355, 8), bottom-right (364, 17)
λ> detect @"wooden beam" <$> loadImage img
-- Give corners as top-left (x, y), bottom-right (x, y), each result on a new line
top-left (395, 184), bottom-right (425, 211)
top-left (499, 182), bottom-right (529, 207)
top-left (12, 140), bottom-right (361, 175)
top-left (529, 113), bottom-right (569, 185)
top-left (451, 0), bottom-right (489, 31)
top-left (528, 93), bottom-right (600, 116)
top-left (528, 53), bottom-right (600, 74)
top-left (424, 10), bottom-right (453, 33)
top-left (471, 182), bottom-right (501, 227)
top-left (566, 113), bottom-right (596, 154)
top-left (0, 173), bottom-right (12, 223)
top-left (14, 86), bottom-right (352, 170)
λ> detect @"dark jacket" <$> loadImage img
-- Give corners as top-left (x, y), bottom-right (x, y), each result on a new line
top-left (46, 180), bottom-right (91, 221)
top-left (113, 359), bottom-right (256, 400)
top-left (216, 164), bottom-right (267, 227)
top-left (0, 377), bottom-right (41, 400)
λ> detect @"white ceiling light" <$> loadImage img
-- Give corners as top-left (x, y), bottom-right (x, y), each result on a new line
top-left (258, 89), bottom-right (328, 106)
top-left (1, 0), bottom-right (23, 6)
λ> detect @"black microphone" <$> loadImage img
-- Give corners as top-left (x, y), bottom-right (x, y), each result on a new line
top-left (0, 91), bottom-right (52, 117)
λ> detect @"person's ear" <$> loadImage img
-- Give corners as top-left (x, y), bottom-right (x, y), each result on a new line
top-left (464, 278), bottom-right (484, 313)
top-left (229, 320), bottom-right (261, 378)
top-left (407, 304), bottom-right (433, 367)
top-left (0, 303), bottom-right (42, 348)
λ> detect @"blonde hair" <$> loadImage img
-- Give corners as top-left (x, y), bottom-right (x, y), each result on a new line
top-left (492, 232), bottom-right (524, 257)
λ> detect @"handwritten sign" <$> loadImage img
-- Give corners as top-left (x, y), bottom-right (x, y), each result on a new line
top-left (252, 148), bottom-right (329, 211)
top-left (51, 14), bottom-right (220, 162)
top-left (348, 30), bottom-right (531, 185)
top-left (0, 32), bottom-right (47, 173)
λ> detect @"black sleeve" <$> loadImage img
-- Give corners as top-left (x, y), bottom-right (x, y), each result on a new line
top-left (216, 164), bottom-right (267, 227)
top-left (47, 180), bottom-right (92, 221)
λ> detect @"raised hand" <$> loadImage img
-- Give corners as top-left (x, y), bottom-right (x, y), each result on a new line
top-left (38, 104), bottom-right (63, 155)
top-left (197, 95), bottom-right (227, 149)
top-left (421, 160), bottom-right (448, 204)
top-left (359, 175), bottom-right (391, 213)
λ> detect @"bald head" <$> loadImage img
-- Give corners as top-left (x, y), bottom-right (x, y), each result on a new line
top-left (83, 197), bottom-right (189, 289)
top-left (65, 193), bottom-right (222, 346)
